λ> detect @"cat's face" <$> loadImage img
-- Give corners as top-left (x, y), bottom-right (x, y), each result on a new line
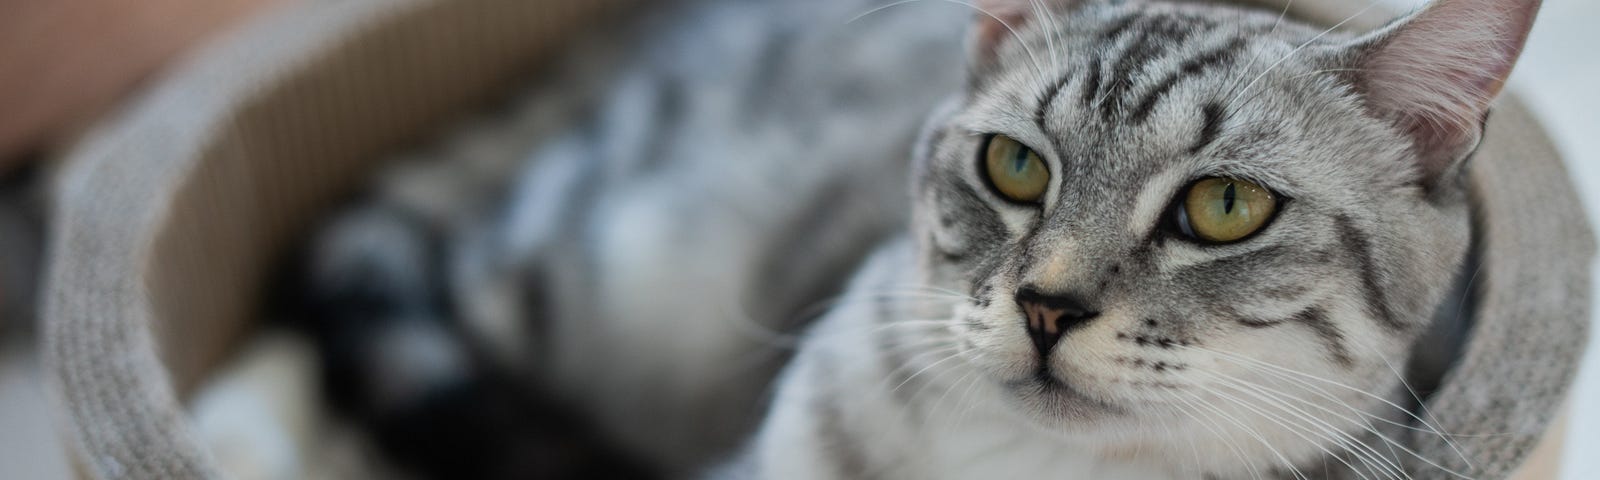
top-left (907, 0), bottom-right (1521, 471)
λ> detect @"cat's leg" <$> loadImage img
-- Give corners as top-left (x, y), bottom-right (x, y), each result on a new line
top-left (287, 203), bottom-right (651, 479)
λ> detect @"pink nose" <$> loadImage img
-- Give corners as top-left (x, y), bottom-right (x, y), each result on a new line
top-left (1015, 287), bottom-right (1098, 358)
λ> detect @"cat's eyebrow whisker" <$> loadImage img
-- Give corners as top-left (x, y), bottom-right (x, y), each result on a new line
top-left (1226, 0), bottom-right (1387, 107)
top-left (1090, 65), bottom-right (1128, 109)
top-left (1030, 0), bottom-right (1071, 78)
top-left (1224, 0), bottom-right (1292, 101)
top-left (1293, 67), bottom-right (1368, 78)
top-left (1028, 0), bottom-right (1058, 75)
top-left (1267, 0), bottom-right (1294, 36)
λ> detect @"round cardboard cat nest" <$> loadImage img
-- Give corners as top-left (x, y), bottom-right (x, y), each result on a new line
top-left (42, 0), bottom-right (1592, 478)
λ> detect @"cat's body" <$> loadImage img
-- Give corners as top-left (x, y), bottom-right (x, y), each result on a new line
top-left (293, 0), bottom-right (1535, 477)
top-left (293, 0), bottom-right (971, 476)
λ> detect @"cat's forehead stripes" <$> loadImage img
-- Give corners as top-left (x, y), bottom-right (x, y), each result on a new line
top-left (1188, 103), bottom-right (1226, 154)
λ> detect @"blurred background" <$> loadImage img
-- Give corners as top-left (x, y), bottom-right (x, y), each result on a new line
top-left (0, 0), bottom-right (1595, 478)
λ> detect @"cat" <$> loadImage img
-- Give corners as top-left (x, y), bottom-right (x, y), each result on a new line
top-left (723, 0), bottom-right (1534, 478)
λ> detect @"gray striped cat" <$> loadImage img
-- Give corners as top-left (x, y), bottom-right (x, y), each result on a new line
top-left (728, 0), bottom-right (1536, 478)
top-left (292, 0), bottom-right (1536, 477)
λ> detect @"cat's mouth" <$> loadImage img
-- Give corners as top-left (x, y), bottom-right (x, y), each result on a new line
top-left (1002, 365), bottom-right (1121, 417)
top-left (1026, 367), bottom-right (1072, 392)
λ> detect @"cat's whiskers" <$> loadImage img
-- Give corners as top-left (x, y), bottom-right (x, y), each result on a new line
top-left (1184, 345), bottom-right (1448, 434)
top-left (1197, 363), bottom-right (1400, 451)
top-left (852, 349), bottom-right (982, 480)
top-left (1207, 350), bottom-right (1439, 438)
top-left (1204, 369), bottom-right (1417, 479)
top-left (720, 289), bottom-right (966, 348)
top-left (875, 333), bottom-right (964, 355)
top-left (890, 347), bottom-right (970, 394)
top-left (1179, 384), bottom-right (1313, 480)
top-left (926, 367), bottom-right (981, 422)
top-left (1194, 370), bottom-right (1402, 480)
top-left (1184, 345), bottom-right (1479, 480)
top-left (1145, 399), bottom-right (1219, 479)
top-left (1344, 333), bottom-right (1474, 465)
top-left (949, 360), bottom-right (992, 429)
top-left (1169, 391), bottom-right (1270, 480)
top-left (1215, 362), bottom-right (1478, 480)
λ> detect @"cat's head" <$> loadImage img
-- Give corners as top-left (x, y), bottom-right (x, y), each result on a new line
top-left (910, 0), bottom-right (1534, 471)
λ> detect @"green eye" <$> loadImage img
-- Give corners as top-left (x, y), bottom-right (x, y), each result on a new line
top-left (983, 134), bottom-right (1050, 203)
top-left (1177, 177), bottom-right (1278, 243)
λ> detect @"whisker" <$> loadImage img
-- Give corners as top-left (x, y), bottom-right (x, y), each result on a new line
top-left (890, 348), bottom-right (969, 394)
top-left (1209, 371), bottom-right (1413, 479)
top-left (1342, 334), bottom-right (1473, 466)
top-left (1226, 0), bottom-right (1386, 107)
top-left (1186, 345), bottom-right (1478, 479)
top-left (1179, 387), bottom-right (1311, 480)
top-left (1184, 345), bottom-right (1453, 437)
top-left (1199, 371), bottom-right (1402, 480)
top-left (1170, 392), bottom-right (1269, 480)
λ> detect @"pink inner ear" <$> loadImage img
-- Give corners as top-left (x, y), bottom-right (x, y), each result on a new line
top-left (1359, 0), bottom-right (1539, 167)
top-left (970, 4), bottom-right (1033, 62)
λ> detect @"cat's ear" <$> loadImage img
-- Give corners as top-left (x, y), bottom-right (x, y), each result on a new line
top-left (1344, 0), bottom-right (1540, 183)
top-left (967, 0), bottom-right (1051, 67)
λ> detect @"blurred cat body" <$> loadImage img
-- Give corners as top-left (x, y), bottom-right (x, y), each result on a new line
top-left (297, 0), bottom-right (968, 476)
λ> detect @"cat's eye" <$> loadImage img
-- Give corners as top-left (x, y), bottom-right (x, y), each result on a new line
top-left (1175, 177), bottom-right (1278, 243)
top-left (982, 134), bottom-right (1049, 204)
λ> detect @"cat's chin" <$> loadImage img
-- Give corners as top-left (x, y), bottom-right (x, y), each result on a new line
top-left (998, 368), bottom-right (1125, 429)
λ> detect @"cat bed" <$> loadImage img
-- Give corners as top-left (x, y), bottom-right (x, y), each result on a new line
top-left (41, 0), bottom-right (1590, 478)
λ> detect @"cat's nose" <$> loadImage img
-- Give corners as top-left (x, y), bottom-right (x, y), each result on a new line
top-left (1014, 286), bottom-right (1099, 358)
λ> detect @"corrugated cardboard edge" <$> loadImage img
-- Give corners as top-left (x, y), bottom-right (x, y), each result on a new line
top-left (43, 0), bottom-right (628, 477)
